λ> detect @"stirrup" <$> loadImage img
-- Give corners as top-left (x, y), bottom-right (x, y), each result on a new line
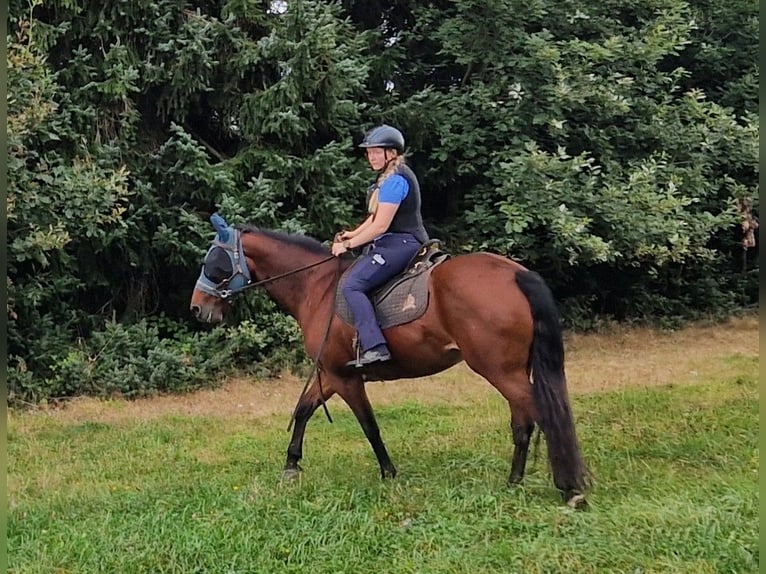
top-left (345, 348), bottom-right (391, 368)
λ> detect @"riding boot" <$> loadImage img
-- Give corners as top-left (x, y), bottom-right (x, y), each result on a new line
top-left (346, 343), bottom-right (391, 368)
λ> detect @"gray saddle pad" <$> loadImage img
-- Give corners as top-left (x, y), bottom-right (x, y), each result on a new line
top-left (335, 254), bottom-right (447, 330)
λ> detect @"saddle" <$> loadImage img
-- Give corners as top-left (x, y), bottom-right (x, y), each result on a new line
top-left (335, 239), bottom-right (450, 330)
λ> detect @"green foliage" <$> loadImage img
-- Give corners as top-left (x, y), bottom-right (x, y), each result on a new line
top-left (7, 15), bottom-right (136, 401)
top-left (6, 0), bottom-right (759, 401)
top-left (224, 292), bottom-right (310, 375)
top-left (389, 0), bottom-right (758, 318)
top-left (9, 320), bottom-right (224, 402)
top-left (8, 309), bottom-right (306, 403)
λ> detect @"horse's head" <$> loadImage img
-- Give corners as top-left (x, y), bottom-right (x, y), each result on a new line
top-left (190, 213), bottom-right (252, 323)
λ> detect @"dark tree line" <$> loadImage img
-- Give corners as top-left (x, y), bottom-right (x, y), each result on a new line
top-left (7, 0), bottom-right (758, 401)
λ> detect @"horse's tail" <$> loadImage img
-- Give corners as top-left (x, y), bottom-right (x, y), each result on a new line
top-left (515, 270), bottom-right (589, 496)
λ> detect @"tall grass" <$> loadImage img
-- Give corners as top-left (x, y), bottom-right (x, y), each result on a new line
top-left (8, 370), bottom-right (757, 573)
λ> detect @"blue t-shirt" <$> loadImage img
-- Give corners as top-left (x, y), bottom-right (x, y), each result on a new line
top-left (377, 174), bottom-right (410, 204)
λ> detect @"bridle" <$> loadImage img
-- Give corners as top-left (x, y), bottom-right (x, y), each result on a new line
top-left (195, 227), bottom-right (336, 301)
top-left (195, 218), bottom-right (339, 426)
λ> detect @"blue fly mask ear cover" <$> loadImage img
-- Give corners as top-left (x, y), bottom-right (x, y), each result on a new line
top-left (195, 213), bottom-right (252, 298)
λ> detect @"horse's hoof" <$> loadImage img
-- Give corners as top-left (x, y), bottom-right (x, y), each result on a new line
top-left (565, 492), bottom-right (588, 510)
top-left (507, 475), bottom-right (523, 487)
top-left (281, 467), bottom-right (301, 482)
top-left (381, 467), bottom-right (397, 480)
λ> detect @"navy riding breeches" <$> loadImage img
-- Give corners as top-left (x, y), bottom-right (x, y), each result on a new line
top-left (341, 232), bottom-right (422, 351)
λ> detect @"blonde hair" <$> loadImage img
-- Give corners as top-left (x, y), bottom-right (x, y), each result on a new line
top-left (368, 153), bottom-right (405, 214)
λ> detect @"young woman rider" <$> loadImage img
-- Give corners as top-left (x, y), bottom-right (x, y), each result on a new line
top-left (331, 125), bottom-right (429, 367)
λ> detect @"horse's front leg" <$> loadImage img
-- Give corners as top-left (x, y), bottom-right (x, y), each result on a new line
top-left (283, 378), bottom-right (335, 481)
top-left (335, 376), bottom-right (397, 479)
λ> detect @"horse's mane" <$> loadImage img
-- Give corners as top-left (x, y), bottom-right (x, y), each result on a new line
top-left (237, 225), bottom-right (330, 256)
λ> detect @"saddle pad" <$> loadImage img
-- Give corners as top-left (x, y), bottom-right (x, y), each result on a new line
top-left (335, 264), bottom-right (434, 330)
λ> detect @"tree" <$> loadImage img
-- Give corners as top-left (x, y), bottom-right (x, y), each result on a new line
top-left (6, 0), bottom-right (758, 401)
top-left (8, 13), bottom-right (132, 395)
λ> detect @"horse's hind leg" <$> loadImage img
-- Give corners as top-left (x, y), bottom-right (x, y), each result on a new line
top-left (468, 363), bottom-right (537, 486)
top-left (504, 379), bottom-right (536, 486)
top-left (509, 418), bottom-right (536, 485)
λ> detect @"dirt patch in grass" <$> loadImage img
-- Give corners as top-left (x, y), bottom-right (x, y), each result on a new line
top-left (10, 315), bottom-right (758, 426)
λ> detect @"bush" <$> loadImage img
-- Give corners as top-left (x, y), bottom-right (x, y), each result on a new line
top-left (8, 320), bottom-right (232, 403)
top-left (7, 299), bottom-right (312, 404)
top-left (6, 0), bottom-right (758, 403)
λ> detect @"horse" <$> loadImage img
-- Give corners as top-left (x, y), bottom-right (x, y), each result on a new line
top-left (190, 215), bottom-right (589, 507)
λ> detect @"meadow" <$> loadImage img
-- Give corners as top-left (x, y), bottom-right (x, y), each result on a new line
top-left (7, 316), bottom-right (759, 573)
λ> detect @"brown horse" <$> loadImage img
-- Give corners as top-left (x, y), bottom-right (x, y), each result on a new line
top-left (190, 219), bottom-right (589, 506)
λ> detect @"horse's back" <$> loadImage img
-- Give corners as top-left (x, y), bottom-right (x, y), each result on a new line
top-left (431, 251), bottom-right (531, 297)
top-left (439, 251), bottom-right (528, 272)
top-left (428, 252), bottom-right (534, 337)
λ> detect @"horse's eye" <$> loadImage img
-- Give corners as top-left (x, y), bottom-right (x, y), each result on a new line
top-left (203, 247), bottom-right (233, 284)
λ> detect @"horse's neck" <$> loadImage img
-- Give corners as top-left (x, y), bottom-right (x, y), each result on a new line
top-left (245, 235), bottom-right (336, 326)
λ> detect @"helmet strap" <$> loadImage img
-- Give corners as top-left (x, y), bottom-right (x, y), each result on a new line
top-left (381, 149), bottom-right (397, 170)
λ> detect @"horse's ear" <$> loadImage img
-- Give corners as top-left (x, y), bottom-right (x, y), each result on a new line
top-left (210, 212), bottom-right (230, 242)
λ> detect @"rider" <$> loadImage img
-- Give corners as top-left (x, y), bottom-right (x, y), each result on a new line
top-left (331, 124), bottom-right (429, 367)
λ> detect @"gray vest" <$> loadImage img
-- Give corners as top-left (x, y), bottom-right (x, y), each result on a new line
top-left (368, 164), bottom-right (428, 243)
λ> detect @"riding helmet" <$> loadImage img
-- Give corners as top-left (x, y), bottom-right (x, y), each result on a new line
top-left (358, 124), bottom-right (405, 153)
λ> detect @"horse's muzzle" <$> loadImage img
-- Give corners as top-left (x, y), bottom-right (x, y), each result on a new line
top-left (190, 304), bottom-right (222, 324)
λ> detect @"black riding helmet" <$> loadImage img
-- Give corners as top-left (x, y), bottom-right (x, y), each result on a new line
top-left (358, 124), bottom-right (405, 153)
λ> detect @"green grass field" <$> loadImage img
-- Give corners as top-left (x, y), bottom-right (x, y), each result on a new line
top-left (8, 320), bottom-right (759, 574)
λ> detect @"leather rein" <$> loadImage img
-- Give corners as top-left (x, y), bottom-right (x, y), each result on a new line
top-left (219, 254), bottom-right (337, 300)
top-left (203, 238), bottom-right (339, 428)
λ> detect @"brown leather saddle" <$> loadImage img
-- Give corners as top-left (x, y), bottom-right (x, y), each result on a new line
top-left (335, 239), bottom-right (450, 329)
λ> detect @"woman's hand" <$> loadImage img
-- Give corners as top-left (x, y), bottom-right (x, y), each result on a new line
top-left (332, 240), bottom-right (349, 257)
top-left (335, 230), bottom-right (353, 242)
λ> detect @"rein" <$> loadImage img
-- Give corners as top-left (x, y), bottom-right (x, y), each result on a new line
top-left (243, 254), bottom-right (339, 428)
top-left (219, 254), bottom-right (336, 300)
top-left (201, 228), bottom-right (340, 427)
top-left (287, 267), bottom-right (339, 432)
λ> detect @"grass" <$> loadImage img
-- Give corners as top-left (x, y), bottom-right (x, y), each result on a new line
top-left (7, 318), bottom-right (759, 574)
